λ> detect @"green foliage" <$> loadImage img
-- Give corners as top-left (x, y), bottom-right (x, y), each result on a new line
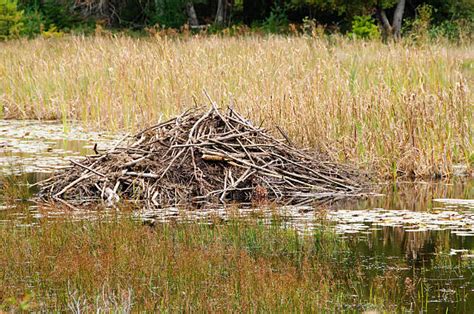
top-left (40, 0), bottom-right (80, 30)
top-left (148, 0), bottom-right (187, 28)
top-left (429, 19), bottom-right (474, 42)
top-left (349, 15), bottom-right (380, 40)
top-left (0, 0), bottom-right (472, 40)
top-left (20, 8), bottom-right (43, 37)
top-left (0, 0), bottom-right (23, 40)
top-left (291, 0), bottom-right (398, 16)
top-left (19, 0), bottom-right (94, 36)
top-left (428, 0), bottom-right (474, 43)
top-left (41, 24), bottom-right (64, 38)
top-left (261, 4), bottom-right (289, 34)
top-left (442, 0), bottom-right (474, 21)
top-left (403, 3), bottom-right (473, 43)
top-left (404, 4), bottom-right (433, 43)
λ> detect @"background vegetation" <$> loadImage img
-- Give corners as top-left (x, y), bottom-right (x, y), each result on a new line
top-left (0, 0), bottom-right (472, 42)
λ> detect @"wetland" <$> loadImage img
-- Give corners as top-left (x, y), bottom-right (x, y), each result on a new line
top-left (1, 120), bottom-right (473, 312)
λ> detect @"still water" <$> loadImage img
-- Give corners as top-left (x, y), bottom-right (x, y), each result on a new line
top-left (1, 120), bottom-right (473, 312)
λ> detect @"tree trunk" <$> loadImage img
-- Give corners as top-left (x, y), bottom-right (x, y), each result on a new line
top-left (215, 0), bottom-right (226, 26)
top-left (376, 7), bottom-right (391, 36)
top-left (376, 0), bottom-right (406, 41)
top-left (392, 0), bottom-right (406, 40)
top-left (185, 2), bottom-right (199, 27)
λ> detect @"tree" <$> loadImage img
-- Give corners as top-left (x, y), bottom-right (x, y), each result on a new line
top-left (215, 0), bottom-right (225, 25)
top-left (376, 0), bottom-right (406, 40)
top-left (292, 0), bottom-right (407, 40)
top-left (0, 0), bottom-right (23, 40)
top-left (185, 1), bottom-right (198, 26)
top-left (215, 0), bottom-right (234, 26)
top-left (243, 0), bottom-right (274, 24)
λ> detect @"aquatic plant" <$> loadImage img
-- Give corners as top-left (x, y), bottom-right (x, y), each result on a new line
top-left (0, 216), bottom-right (354, 311)
top-left (1, 213), bottom-right (471, 312)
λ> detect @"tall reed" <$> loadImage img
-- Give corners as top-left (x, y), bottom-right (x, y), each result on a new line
top-left (0, 36), bottom-right (472, 178)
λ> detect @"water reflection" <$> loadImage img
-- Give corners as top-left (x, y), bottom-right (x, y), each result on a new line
top-left (1, 185), bottom-right (473, 312)
top-left (345, 226), bottom-right (474, 312)
top-left (340, 180), bottom-right (474, 212)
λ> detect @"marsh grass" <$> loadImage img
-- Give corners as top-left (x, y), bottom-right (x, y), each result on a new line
top-left (1, 213), bottom-right (472, 312)
top-left (0, 217), bottom-right (394, 311)
top-left (0, 173), bottom-right (32, 204)
top-left (0, 36), bottom-right (472, 178)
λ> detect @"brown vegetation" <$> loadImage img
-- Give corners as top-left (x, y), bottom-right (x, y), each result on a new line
top-left (1, 37), bottom-right (471, 179)
top-left (40, 106), bottom-right (367, 206)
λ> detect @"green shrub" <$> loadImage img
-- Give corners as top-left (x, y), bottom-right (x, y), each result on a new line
top-left (262, 4), bottom-right (288, 34)
top-left (0, 0), bottom-right (23, 40)
top-left (20, 8), bottom-right (43, 37)
top-left (349, 15), bottom-right (380, 40)
top-left (408, 4), bottom-right (433, 43)
top-left (148, 0), bottom-right (187, 29)
top-left (430, 19), bottom-right (473, 43)
top-left (41, 24), bottom-right (64, 38)
top-left (40, 0), bottom-right (80, 30)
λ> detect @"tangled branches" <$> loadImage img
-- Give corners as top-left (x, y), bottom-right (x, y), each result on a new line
top-left (40, 105), bottom-right (368, 207)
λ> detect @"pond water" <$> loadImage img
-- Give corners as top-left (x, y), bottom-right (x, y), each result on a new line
top-left (1, 120), bottom-right (473, 312)
top-left (0, 120), bottom-right (119, 174)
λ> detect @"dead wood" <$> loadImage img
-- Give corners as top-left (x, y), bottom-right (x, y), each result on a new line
top-left (39, 106), bottom-right (369, 207)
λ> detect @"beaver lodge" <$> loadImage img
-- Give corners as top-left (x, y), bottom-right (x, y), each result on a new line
top-left (40, 105), bottom-right (368, 207)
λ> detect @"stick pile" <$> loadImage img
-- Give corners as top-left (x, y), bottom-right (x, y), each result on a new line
top-left (40, 106), bottom-right (368, 207)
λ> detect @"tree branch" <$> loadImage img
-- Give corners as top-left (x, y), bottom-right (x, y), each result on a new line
top-left (376, 6), bottom-right (392, 34)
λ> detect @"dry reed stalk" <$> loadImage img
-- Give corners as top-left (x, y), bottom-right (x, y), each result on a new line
top-left (1, 36), bottom-right (472, 178)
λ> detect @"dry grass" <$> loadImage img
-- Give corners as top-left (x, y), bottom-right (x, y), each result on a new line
top-left (0, 35), bottom-right (472, 178)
